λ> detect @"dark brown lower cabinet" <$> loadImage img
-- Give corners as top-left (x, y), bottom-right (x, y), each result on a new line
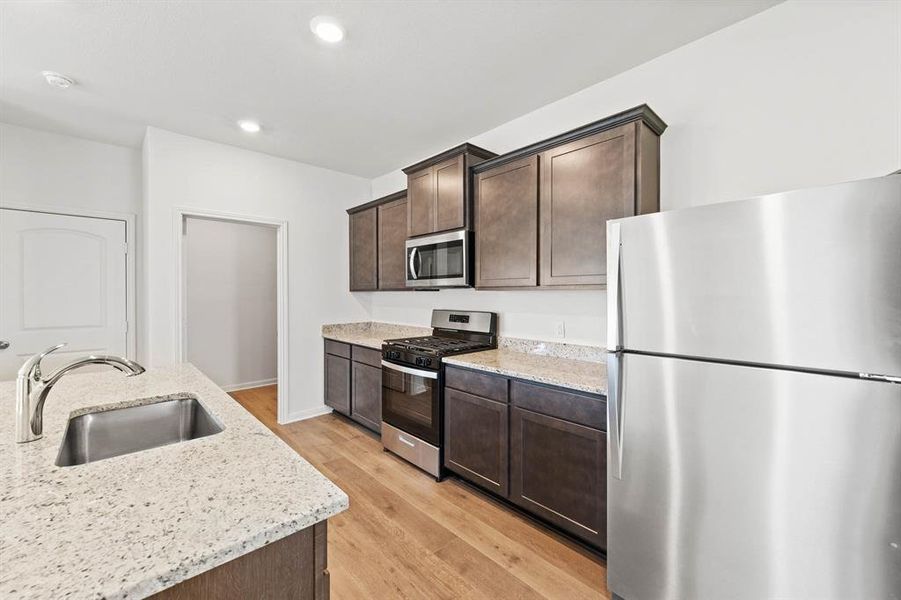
top-left (510, 406), bottom-right (606, 549)
top-left (324, 352), bottom-right (351, 416)
top-left (150, 521), bottom-right (329, 599)
top-left (351, 361), bottom-right (381, 432)
top-left (444, 388), bottom-right (509, 497)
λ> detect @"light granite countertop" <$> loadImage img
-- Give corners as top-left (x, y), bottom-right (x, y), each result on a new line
top-left (444, 348), bottom-right (608, 395)
top-left (0, 363), bottom-right (348, 600)
top-left (323, 321), bottom-right (607, 395)
top-left (321, 321), bottom-right (431, 350)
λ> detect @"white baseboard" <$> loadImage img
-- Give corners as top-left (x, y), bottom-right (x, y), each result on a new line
top-left (221, 378), bottom-right (278, 392)
top-left (280, 405), bottom-right (333, 425)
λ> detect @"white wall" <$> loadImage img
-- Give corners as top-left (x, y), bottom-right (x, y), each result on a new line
top-left (185, 217), bottom-right (278, 390)
top-left (0, 123), bottom-right (142, 215)
top-left (142, 127), bottom-right (371, 421)
top-left (0, 122), bottom-right (145, 358)
top-left (368, 0), bottom-right (901, 347)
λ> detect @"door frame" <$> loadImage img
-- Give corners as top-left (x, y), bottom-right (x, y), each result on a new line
top-left (172, 207), bottom-right (290, 424)
top-left (0, 203), bottom-right (137, 361)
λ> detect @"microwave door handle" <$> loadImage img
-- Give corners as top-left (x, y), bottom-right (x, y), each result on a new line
top-left (409, 247), bottom-right (419, 280)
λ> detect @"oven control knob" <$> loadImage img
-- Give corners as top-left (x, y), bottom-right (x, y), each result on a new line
top-left (423, 358), bottom-right (433, 367)
top-left (387, 351), bottom-right (400, 360)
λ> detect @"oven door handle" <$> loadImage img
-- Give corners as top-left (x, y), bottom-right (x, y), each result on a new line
top-left (381, 360), bottom-right (438, 379)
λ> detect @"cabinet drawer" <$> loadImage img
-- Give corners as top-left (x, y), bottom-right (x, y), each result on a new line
top-left (382, 421), bottom-right (440, 477)
top-left (510, 380), bottom-right (606, 431)
top-left (324, 339), bottom-right (351, 358)
top-left (445, 366), bottom-right (508, 402)
top-left (352, 345), bottom-right (382, 368)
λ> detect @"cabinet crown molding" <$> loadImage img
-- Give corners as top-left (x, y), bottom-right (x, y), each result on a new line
top-left (402, 143), bottom-right (497, 175)
top-left (346, 189), bottom-right (407, 215)
top-left (472, 104), bottom-right (666, 175)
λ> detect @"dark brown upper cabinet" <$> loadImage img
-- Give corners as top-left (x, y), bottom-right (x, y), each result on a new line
top-left (403, 143), bottom-right (496, 238)
top-left (540, 123), bottom-right (636, 286)
top-left (348, 206), bottom-right (378, 291)
top-left (347, 190), bottom-right (408, 292)
top-left (472, 104), bottom-right (666, 289)
top-left (377, 192), bottom-right (408, 290)
top-left (474, 155), bottom-right (539, 288)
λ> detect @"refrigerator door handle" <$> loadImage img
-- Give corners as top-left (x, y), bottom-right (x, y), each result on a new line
top-left (607, 351), bottom-right (625, 480)
top-left (859, 372), bottom-right (901, 384)
top-left (607, 222), bottom-right (623, 352)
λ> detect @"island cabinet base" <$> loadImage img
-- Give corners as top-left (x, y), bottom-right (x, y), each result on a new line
top-left (150, 521), bottom-right (329, 600)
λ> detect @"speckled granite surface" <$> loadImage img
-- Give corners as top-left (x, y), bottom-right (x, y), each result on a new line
top-left (0, 363), bottom-right (348, 600)
top-left (445, 348), bottom-right (607, 395)
top-left (498, 337), bottom-right (606, 362)
top-left (321, 321), bottom-right (431, 349)
top-left (323, 321), bottom-right (606, 393)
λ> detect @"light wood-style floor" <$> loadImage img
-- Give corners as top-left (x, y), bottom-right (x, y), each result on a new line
top-left (230, 385), bottom-right (610, 600)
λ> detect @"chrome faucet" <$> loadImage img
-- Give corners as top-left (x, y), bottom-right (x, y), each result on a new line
top-left (15, 343), bottom-right (145, 443)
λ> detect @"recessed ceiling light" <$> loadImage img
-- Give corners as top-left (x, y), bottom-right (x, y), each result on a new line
top-left (310, 16), bottom-right (344, 43)
top-left (237, 120), bottom-right (261, 133)
top-left (41, 71), bottom-right (75, 89)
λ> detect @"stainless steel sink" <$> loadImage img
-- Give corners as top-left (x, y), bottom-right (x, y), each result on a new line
top-left (55, 394), bottom-right (224, 467)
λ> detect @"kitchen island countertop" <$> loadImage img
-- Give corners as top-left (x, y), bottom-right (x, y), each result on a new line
top-left (0, 363), bottom-right (348, 600)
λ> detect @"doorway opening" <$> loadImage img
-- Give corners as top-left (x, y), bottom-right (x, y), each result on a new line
top-left (174, 209), bottom-right (289, 423)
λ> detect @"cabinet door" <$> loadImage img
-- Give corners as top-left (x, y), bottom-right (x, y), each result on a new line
top-left (444, 388), bottom-right (509, 497)
top-left (510, 406), bottom-right (606, 549)
top-left (407, 168), bottom-right (435, 237)
top-left (474, 155), bottom-right (539, 288)
top-left (324, 353), bottom-right (351, 416)
top-left (540, 123), bottom-right (636, 286)
top-left (434, 154), bottom-right (465, 233)
top-left (351, 361), bottom-right (381, 432)
top-left (349, 207), bottom-right (378, 291)
top-left (378, 196), bottom-right (408, 290)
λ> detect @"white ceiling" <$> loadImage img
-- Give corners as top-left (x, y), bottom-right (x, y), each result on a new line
top-left (0, 1), bottom-right (779, 177)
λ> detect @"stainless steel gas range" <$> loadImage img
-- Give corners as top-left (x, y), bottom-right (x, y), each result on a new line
top-left (380, 310), bottom-right (497, 478)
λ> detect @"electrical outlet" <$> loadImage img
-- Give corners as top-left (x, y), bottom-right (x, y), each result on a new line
top-left (554, 321), bottom-right (566, 338)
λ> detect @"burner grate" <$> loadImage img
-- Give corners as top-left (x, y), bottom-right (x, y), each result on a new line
top-left (387, 335), bottom-right (493, 355)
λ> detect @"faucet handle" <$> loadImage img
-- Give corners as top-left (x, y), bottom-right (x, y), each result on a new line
top-left (19, 343), bottom-right (67, 381)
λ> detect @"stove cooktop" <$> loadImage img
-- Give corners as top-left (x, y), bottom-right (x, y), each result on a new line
top-left (384, 335), bottom-right (493, 356)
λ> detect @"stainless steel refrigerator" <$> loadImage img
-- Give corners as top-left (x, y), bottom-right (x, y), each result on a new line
top-left (605, 174), bottom-right (901, 600)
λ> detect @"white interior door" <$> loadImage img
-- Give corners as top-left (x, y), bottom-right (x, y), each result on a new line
top-left (0, 209), bottom-right (128, 380)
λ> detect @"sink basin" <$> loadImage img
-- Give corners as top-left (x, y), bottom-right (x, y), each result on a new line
top-left (55, 394), bottom-right (224, 467)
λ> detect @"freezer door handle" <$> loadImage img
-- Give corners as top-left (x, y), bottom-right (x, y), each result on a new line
top-left (607, 222), bottom-right (623, 352)
top-left (607, 351), bottom-right (625, 479)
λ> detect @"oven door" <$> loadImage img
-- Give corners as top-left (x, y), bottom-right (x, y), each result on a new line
top-left (406, 230), bottom-right (469, 288)
top-left (380, 361), bottom-right (441, 446)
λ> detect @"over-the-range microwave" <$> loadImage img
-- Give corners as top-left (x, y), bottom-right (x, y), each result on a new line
top-left (406, 230), bottom-right (471, 288)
